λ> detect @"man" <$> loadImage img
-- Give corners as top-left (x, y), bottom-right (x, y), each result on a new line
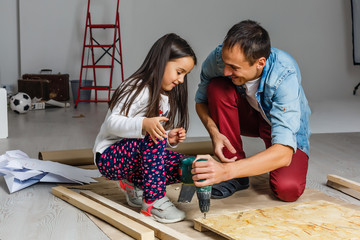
top-left (192, 20), bottom-right (311, 202)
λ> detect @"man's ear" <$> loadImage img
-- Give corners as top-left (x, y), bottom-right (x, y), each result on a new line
top-left (257, 57), bottom-right (266, 70)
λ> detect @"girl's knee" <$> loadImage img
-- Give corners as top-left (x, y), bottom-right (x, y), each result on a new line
top-left (143, 134), bottom-right (167, 149)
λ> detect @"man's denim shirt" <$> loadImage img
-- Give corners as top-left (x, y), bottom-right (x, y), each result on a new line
top-left (195, 44), bottom-right (311, 156)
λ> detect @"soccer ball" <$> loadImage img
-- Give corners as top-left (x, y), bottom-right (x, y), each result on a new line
top-left (10, 92), bottom-right (32, 114)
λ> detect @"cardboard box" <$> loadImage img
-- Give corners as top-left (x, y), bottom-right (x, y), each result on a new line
top-left (31, 102), bottom-right (46, 110)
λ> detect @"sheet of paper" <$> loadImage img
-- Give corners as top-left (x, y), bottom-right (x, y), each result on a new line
top-left (40, 172), bottom-right (83, 183)
top-left (11, 169), bottom-right (44, 181)
top-left (0, 150), bottom-right (102, 193)
top-left (4, 174), bottom-right (41, 193)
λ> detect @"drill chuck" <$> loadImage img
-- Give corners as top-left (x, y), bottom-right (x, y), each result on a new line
top-left (196, 190), bottom-right (211, 213)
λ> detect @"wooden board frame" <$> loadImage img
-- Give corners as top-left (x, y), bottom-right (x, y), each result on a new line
top-left (80, 190), bottom-right (192, 240)
top-left (85, 213), bottom-right (133, 240)
top-left (52, 186), bottom-right (154, 240)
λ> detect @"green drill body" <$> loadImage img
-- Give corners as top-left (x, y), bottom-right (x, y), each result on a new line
top-left (179, 157), bottom-right (212, 216)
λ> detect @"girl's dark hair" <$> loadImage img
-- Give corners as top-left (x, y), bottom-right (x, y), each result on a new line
top-left (109, 33), bottom-right (197, 131)
top-left (223, 20), bottom-right (271, 65)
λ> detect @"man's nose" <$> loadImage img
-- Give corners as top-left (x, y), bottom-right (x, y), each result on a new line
top-left (224, 66), bottom-right (232, 76)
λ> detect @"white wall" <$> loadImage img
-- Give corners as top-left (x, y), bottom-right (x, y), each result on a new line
top-left (0, 0), bottom-right (19, 95)
top-left (2, 0), bottom-right (360, 137)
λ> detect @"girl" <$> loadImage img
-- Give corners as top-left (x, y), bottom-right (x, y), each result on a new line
top-left (93, 33), bottom-right (196, 223)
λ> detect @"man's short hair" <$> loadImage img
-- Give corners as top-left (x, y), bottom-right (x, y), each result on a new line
top-left (223, 20), bottom-right (271, 65)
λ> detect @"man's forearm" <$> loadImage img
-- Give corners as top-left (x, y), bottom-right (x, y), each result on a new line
top-left (195, 103), bottom-right (219, 138)
top-left (227, 144), bottom-right (293, 179)
top-left (193, 144), bottom-right (294, 186)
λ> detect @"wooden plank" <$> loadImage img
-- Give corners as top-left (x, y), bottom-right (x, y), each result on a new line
top-left (85, 213), bottom-right (134, 240)
top-left (194, 200), bottom-right (360, 240)
top-left (326, 174), bottom-right (360, 200)
top-left (52, 186), bottom-right (154, 240)
top-left (80, 190), bottom-right (192, 240)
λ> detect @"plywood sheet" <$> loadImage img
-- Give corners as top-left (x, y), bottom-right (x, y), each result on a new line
top-left (194, 200), bottom-right (360, 240)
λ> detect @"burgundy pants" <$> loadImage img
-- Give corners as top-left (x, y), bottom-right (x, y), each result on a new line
top-left (207, 77), bottom-right (308, 202)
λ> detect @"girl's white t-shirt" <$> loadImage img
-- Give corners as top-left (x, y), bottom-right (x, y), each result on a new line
top-left (93, 84), bottom-right (169, 155)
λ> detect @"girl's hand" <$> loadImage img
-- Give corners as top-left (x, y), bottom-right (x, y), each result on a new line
top-left (142, 117), bottom-right (168, 144)
top-left (168, 127), bottom-right (186, 145)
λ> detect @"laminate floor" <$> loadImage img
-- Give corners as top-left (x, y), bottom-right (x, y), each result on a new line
top-left (1, 103), bottom-right (360, 240)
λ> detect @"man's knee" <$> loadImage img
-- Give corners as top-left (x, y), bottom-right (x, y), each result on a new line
top-left (207, 77), bottom-right (233, 95)
top-left (207, 77), bottom-right (237, 105)
top-left (271, 179), bottom-right (305, 202)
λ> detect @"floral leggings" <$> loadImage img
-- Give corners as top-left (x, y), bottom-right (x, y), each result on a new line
top-left (96, 134), bottom-right (183, 202)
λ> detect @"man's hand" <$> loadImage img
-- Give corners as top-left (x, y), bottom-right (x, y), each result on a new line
top-left (142, 117), bottom-right (168, 144)
top-left (191, 155), bottom-right (229, 187)
top-left (168, 127), bottom-right (186, 145)
top-left (195, 103), bottom-right (237, 163)
top-left (212, 132), bottom-right (237, 163)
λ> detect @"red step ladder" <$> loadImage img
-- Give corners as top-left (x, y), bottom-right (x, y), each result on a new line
top-left (75, 0), bottom-right (124, 108)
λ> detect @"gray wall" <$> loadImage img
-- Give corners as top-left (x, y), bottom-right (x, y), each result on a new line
top-left (1, 0), bottom-right (360, 137)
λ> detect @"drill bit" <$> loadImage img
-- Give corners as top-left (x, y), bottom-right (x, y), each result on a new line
top-left (203, 213), bottom-right (207, 219)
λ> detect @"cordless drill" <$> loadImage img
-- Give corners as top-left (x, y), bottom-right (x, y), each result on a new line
top-left (179, 156), bottom-right (212, 218)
